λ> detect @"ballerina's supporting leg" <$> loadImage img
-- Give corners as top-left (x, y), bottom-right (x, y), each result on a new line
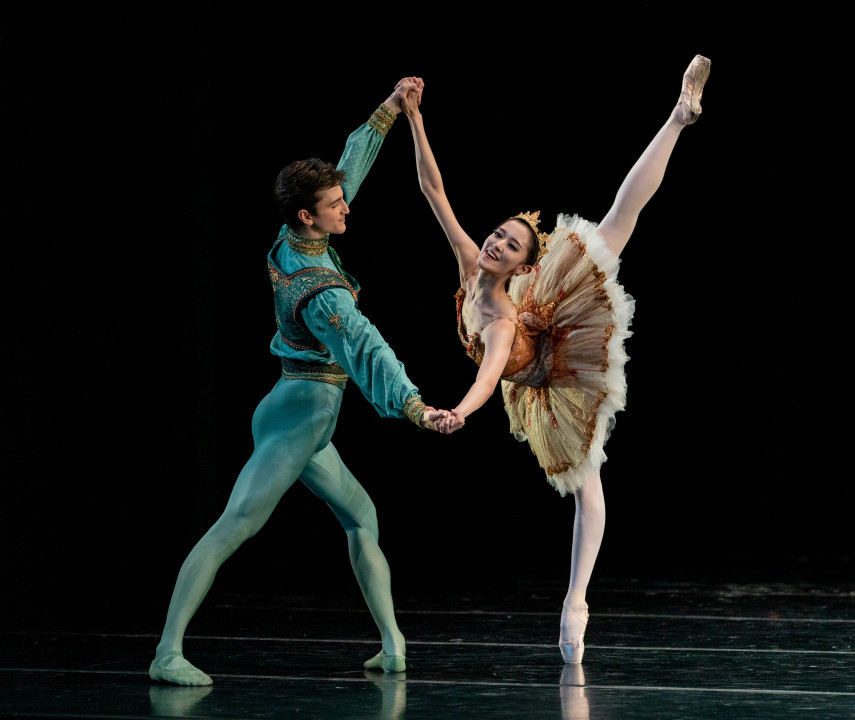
top-left (560, 473), bottom-right (605, 663)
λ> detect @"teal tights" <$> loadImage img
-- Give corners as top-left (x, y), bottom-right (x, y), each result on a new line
top-left (154, 378), bottom-right (406, 660)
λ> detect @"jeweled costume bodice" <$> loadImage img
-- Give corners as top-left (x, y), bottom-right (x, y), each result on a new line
top-left (454, 287), bottom-right (539, 384)
top-left (268, 232), bottom-right (359, 355)
top-left (265, 112), bottom-right (425, 425)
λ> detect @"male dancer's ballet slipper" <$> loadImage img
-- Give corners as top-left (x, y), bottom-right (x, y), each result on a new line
top-left (149, 651), bottom-right (213, 686)
top-left (559, 602), bottom-right (589, 664)
top-left (364, 650), bottom-right (407, 673)
top-left (676, 54), bottom-right (711, 125)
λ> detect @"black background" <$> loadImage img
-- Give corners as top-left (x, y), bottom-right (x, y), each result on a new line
top-left (1, 4), bottom-right (851, 628)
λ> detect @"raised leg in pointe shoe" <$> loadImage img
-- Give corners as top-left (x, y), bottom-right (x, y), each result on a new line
top-left (597, 52), bottom-right (712, 257)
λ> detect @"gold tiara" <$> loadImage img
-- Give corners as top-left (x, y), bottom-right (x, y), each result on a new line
top-left (514, 210), bottom-right (550, 262)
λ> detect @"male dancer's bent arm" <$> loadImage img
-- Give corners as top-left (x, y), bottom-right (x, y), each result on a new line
top-left (302, 288), bottom-right (427, 427)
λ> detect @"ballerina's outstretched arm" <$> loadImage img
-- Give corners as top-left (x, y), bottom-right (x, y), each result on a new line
top-left (402, 89), bottom-right (482, 288)
top-left (435, 318), bottom-right (518, 434)
top-left (597, 55), bottom-right (710, 258)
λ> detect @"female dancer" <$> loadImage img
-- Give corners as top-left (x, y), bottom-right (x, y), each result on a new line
top-left (401, 55), bottom-right (711, 663)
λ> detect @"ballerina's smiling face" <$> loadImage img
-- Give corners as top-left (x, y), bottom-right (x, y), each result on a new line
top-left (478, 220), bottom-right (536, 277)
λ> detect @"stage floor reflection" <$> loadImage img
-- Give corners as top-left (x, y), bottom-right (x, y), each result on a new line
top-left (2, 573), bottom-right (854, 719)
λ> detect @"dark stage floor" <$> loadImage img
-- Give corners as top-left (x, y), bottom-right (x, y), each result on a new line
top-left (2, 570), bottom-right (854, 719)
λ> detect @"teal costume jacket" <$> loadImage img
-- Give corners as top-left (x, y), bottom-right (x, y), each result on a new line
top-left (267, 112), bottom-right (425, 426)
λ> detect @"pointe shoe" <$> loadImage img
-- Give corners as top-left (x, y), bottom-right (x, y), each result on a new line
top-left (675, 54), bottom-right (711, 125)
top-left (559, 602), bottom-right (589, 664)
top-left (149, 651), bottom-right (213, 686)
top-left (364, 650), bottom-right (407, 673)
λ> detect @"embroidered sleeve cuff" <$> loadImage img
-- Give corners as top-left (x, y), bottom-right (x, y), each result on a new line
top-left (403, 395), bottom-right (427, 428)
top-left (367, 104), bottom-right (396, 137)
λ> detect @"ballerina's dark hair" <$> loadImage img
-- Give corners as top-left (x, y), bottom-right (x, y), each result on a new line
top-left (506, 216), bottom-right (541, 266)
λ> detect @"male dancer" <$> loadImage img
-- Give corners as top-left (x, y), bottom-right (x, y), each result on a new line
top-left (149, 76), bottom-right (444, 686)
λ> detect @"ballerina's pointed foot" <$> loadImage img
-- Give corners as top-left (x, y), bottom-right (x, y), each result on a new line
top-left (364, 650), bottom-right (407, 673)
top-left (149, 652), bottom-right (213, 686)
top-left (559, 602), bottom-right (589, 664)
top-left (676, 54), bottom-right (711, 125)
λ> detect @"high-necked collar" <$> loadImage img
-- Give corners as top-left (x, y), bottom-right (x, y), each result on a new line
top-left (285, 228), bottom-right (329, 257)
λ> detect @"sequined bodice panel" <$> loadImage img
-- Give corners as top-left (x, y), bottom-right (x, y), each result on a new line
top-left (454, 288), bottom-right (536, 380)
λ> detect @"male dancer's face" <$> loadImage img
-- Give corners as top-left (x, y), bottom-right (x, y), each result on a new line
top-left (306, 184), bottom-right (350, 236)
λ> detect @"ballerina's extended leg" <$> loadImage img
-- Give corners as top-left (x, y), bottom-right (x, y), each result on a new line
top-left (597, 54), bottom-right (711, 257)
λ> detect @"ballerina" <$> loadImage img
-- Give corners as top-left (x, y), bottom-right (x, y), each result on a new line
top-left (401, 55), bottom-right (711, 662)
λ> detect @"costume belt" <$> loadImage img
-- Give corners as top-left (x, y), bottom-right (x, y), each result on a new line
top-left (280, 357), bottom-right (348, 389)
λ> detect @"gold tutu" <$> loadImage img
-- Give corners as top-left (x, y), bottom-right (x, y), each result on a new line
top-left (501, 214), bottom-right (635, 495)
